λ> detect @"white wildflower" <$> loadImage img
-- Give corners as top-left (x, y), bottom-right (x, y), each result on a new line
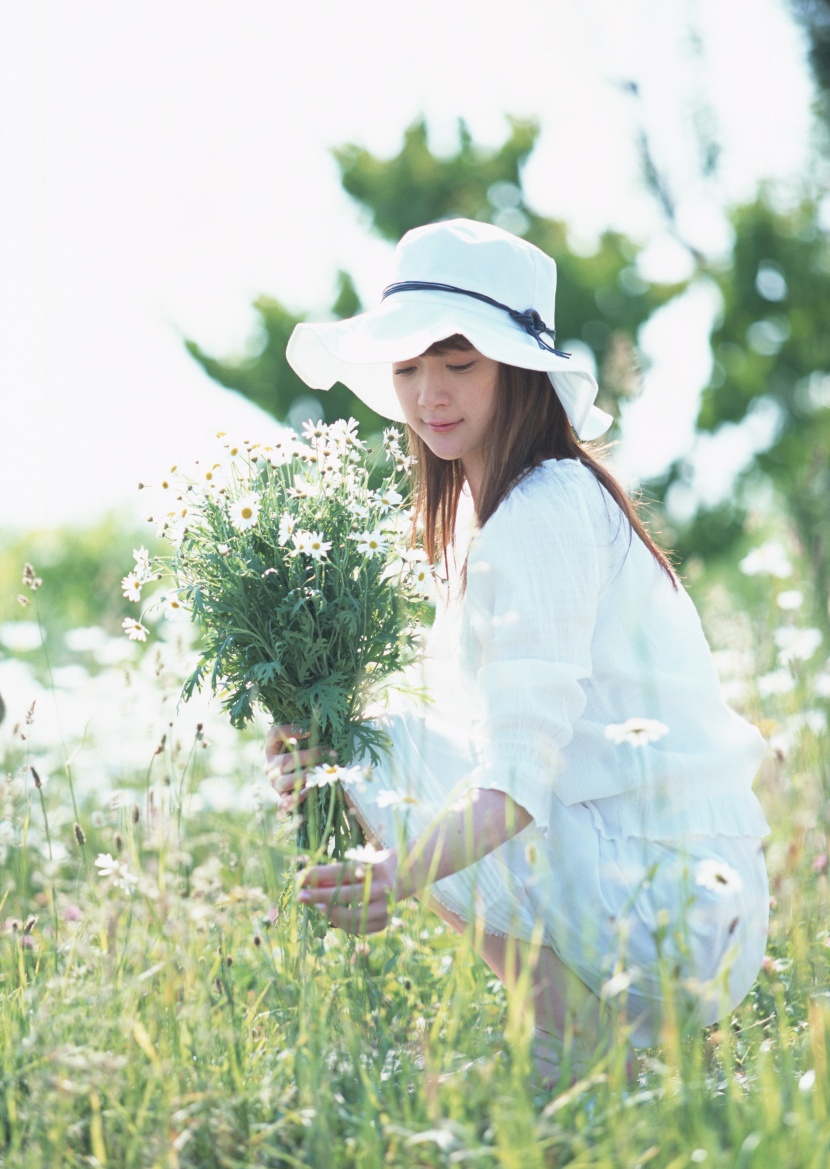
top-left (287, 475), bottom-right (319, 498)
top-left (304, 531), bottom-right (331, 561)
top-left (121, 572), bottom-right (143, 602)
top-left (133, 546), bottom-right (152, 576)
top-left (229, 493), bottom-right (261, 532)
top-left (814, 672), bottom-right (830, 699)
top-left (278, 514), bottom-right (296, 546)
top-left (301, 419), bottom-right (327, 445)
top-left (350, 529), bottom-right (387, 559)
top-left (162, 593), bottom-right (185, 620)
top-left (373, 487), bottom-right (403, 513)
top-left (376, 790), bottom-right (419, 809)
top-left (695, 858), bottom-right (743, 894)
top-left (776, 589), bottom-right (804, 611)
top-left (94, 852), bottom-right (138, 893)
top-left (757, 668), bottom-right (795, 697)
top-left (347, 500), bottom-right (371, 521)
top-left (739, 541), bottom-right (792, 578)
top-left (305, 763), bottom-right (365, 789)
top-left (121, 617), bottom-right (149, 642)
top-left (775, 626), bottom-right (822, 665)
top-left (343, 842), bottom-right (384, 865)
top-left (604, 717), bottom-right (669, 747)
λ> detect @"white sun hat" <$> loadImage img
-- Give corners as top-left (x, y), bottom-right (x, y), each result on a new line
top-left (286, 218), bottom-right (613, 440)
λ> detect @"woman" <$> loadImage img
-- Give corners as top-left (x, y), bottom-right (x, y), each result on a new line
top-left (267, 218), bottom-right (770, 1084)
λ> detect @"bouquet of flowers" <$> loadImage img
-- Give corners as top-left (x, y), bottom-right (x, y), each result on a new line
top-left (122, 419), bottom-right (431, 858)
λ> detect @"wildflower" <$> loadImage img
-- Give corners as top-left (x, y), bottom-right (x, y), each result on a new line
top-left (294, 530), bottom-right (331, 560)
top-left (350, 529), bottom-right (387, 559)
top-left (604, 717), bottom-right (669, 747)
top-left (265, 441), bottom-right (293, 468)
top-left (373, 487), bottom-right (403, 513)
top-left (121, 572), bottom-right (143, 602)
top-left (739, 541), bottom-right (792, 578)
top-left (305, 763), bottom-right (365, 788)
top-left (230, 493), bottom-right (261, 531)
top-left (162, 594), bottom-right (185, 619)
top-left (757, 668), bottom-right (795, 697)
top-left (776, 589), bottom-right (803, 611)
top-left (301, 419), bottom-right (327, 444)
top-left (94, 852), bottom-right (137, 893)
top-left (217, 543), bottom-right (231, 556)
top-left (347, 500), bottom-right (370, 521)
top-left (402, 548), bottom-right (428, 564)
top-left (287, 475), bottom-right (318, 498)
top-left (122, 617), bottom-right (149, 642)
top-left (343, 842), bottom-right (384, 865)
top-left (22, 563), bottom-right (43, 591)
top-left (695, 858), bottom-right (743, 894)
top-left (815, 673), bottom-right (830, 699)
top-left (376, 789), bottom-right (419, 808)
top-left (133, 546), bottom-right (151, 574)
top-left (278, 514), bottom-right (296, 546)
top-left (16, 594), bottom-right (30, 607)
top-left (775, 626), bottom-right (822, 665)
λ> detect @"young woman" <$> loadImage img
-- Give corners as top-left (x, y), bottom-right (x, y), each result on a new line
top-left (267, 218), bottom-right (770, 1084)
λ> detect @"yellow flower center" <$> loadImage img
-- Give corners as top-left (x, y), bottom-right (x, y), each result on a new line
top-left (241, 507), bottom-right (253, 520)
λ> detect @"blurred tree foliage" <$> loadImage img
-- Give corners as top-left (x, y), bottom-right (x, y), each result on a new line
top-left (0, 519), bottom-right (160, 659)
top-left (790, 0), bottom-right (830, 122)
top-left (185, 117), bottom-right (685, 432)
top-left (657, 194), bottom-right (830, 624)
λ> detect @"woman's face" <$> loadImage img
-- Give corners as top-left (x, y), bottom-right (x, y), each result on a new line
top-left (391, 344), bottom-right (500, 495)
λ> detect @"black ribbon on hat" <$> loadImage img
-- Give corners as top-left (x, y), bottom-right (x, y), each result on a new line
top-left (381, 280), bottom-right (571, 359)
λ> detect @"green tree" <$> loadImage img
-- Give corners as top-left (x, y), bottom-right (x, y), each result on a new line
top-left (657, 192), bottom-right (830, 628)
top-left (186, 118), bottom-right (686, 434)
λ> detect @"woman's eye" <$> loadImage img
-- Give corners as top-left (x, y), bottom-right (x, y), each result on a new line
top-left (393, 366), bottom-right (416, 376)
top-left (448, 362), bottom-right (474, 372)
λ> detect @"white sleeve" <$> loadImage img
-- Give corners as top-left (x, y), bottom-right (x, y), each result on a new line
top-left (462, 473), bottom-right (601, 833)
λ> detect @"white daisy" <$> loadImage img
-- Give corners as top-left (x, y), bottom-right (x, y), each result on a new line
top-left (121, 572), bottom-right (143, 602)
top-left (739, 541), bottom-right (792, 578)
top-left (162, 593), bottom-right (185, 619)
top-left (304, 531), bottom-right (331, 561)
top-left (604, 717), bottom-right (670, 747)
top-left (376, 790), bottom-right (419, 809)
top-left (229, 493), bottom-right (261, 532)
top-left (757, 668), bottom-right (795, 697)
top-left (343, 842), bottom-right (384, 865)
top-left (94, 852), bottom-right (138, 893)
top-left (776, 589), bottom-right (804, 611)
top-left (373, 487), bottom-right (403, 513)
top-left (775, 626), bottom-right (822, 665)
top-left (132, 546), bottom-right (152, 576)
top-left (350, 529), bottom-right (387, 559)
top-left (301, 419), bottom-right (328, 444)
top-left (278, 514), bottom-right (297, 546)
top-left (122, 617), bottom-right (149, 642)
top-left (695, 858), bottom-right (743, 894)
top-left (304, 762), bottom-right (365, 789)
top-left (347, 500), bottom-right (371, 521)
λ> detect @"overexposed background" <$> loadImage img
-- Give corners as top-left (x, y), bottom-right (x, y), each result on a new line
top-left (0, 0), bottom-right (816, 531)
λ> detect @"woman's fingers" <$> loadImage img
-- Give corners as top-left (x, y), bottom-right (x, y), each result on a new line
top-left (265, 724), bottom-right (309, 764)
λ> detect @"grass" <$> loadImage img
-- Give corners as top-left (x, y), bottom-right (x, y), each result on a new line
top-left (1, 550), bottom-right (830, 1166)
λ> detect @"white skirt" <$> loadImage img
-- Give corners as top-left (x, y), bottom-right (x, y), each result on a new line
top-left (349, 707), bottom-right (769, 1048)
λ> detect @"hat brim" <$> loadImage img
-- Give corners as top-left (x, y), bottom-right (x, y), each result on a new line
top-left (287, 289), bottom-right (613, 440)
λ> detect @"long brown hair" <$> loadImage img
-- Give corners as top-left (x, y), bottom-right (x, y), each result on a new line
top-left (407, 335), bottom-right (677, 587)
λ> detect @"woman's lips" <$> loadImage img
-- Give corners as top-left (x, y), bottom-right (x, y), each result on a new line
top-left (426, 420), bottom-right (461, 432)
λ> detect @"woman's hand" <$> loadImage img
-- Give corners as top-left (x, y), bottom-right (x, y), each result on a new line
top-left (297, 848), bottom-right (399, 934)
top-left (265, 724), bottom-right (331, 813)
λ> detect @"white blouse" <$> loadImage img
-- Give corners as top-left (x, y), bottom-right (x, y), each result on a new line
top-left (434, 457), bottom-right (770, 843)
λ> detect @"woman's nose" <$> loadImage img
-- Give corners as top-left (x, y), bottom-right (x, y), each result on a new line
top-left (417, 374), bottom-right (449, 409)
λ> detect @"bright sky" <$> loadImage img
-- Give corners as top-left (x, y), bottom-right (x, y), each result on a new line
top-left (0, 0), bottom-right (815, 534)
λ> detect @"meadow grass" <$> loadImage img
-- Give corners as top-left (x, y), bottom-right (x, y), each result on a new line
top-left (2, 545), bottom-right (830, 1166)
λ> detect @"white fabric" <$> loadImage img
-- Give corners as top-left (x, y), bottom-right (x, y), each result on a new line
top-left (347, 457), bottom-right (770, 1042)
top-left (450, 458), bottom-right (770, 839)
top-left (286, 218), bottom-right (613, 441)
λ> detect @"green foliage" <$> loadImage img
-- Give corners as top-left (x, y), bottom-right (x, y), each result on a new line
top-left (184, 272), bottom-right (387, 433)
top-left (186, 117), bottom-right (686, 437)
top-left (662, 192), bottom-right (830, 628)
top-left (0, 518), bottom-right (161, 660)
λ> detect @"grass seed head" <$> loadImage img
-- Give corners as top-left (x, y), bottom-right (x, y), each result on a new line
top-left (74, 823), bottom-right (86, 845)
